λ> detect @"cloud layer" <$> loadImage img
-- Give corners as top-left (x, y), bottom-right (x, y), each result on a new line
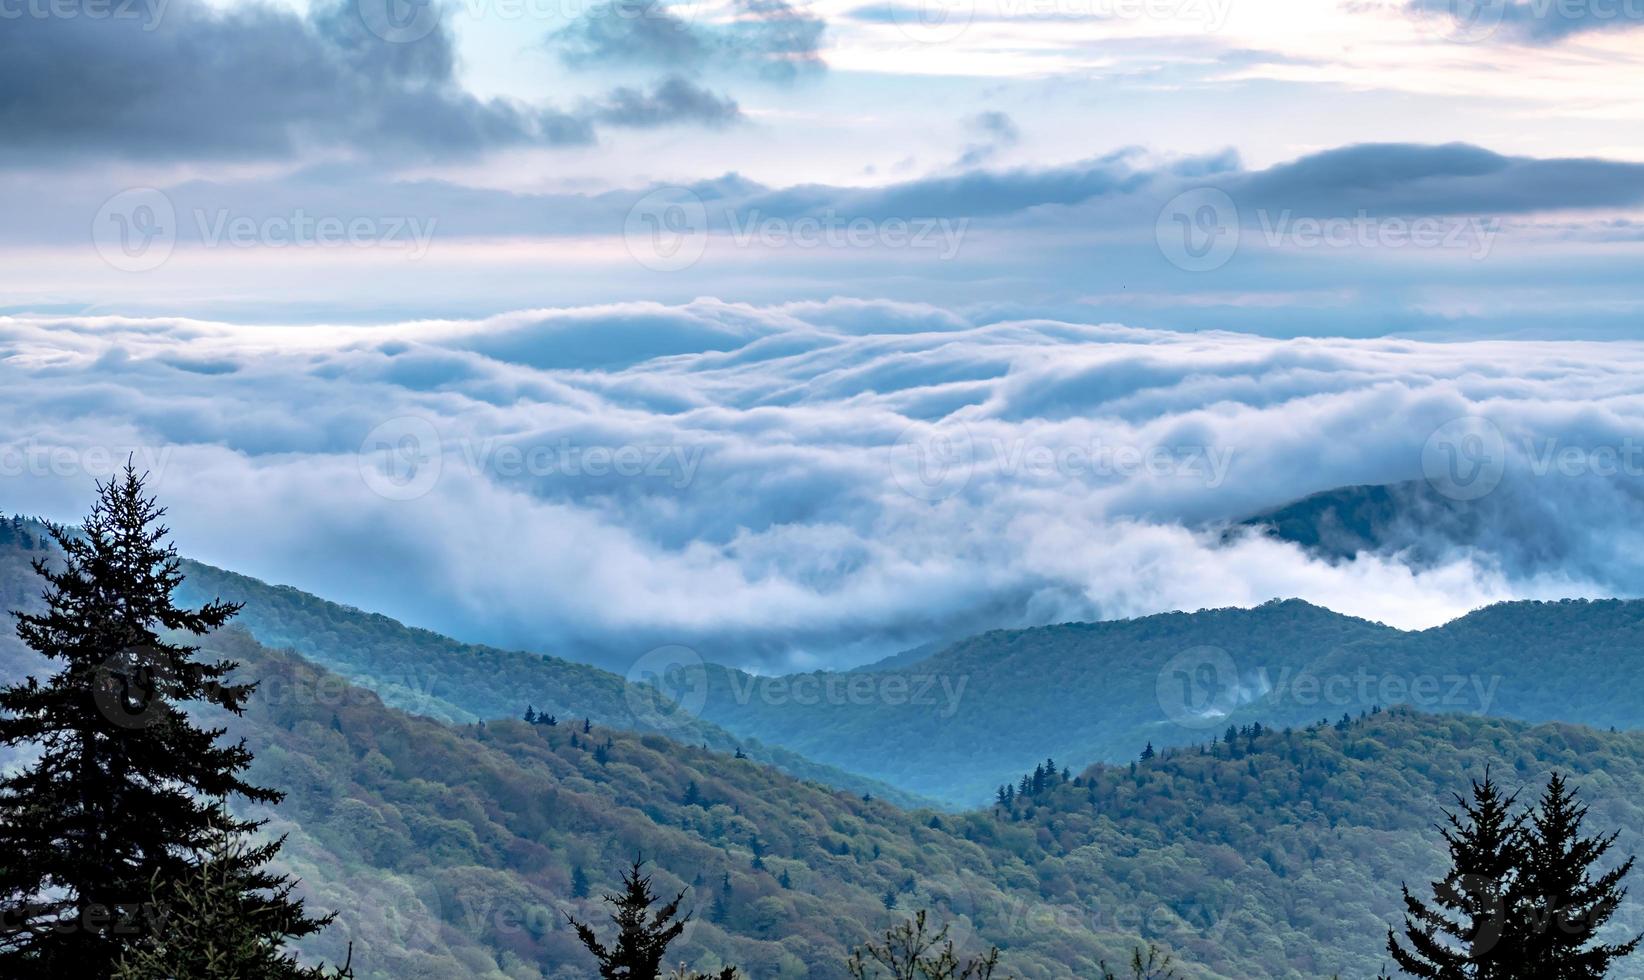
top-left (3, 303), bottom-right (1643, 675)
top-left (0, 0), bottom-right (743, 165)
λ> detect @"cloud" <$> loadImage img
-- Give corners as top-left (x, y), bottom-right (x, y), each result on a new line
top-left (1234, 143), bottom-right (1644, 215)
top-left (957, 111), bottom-right (1021, 168)
top-left (1413, 0), bottom-right (1644, 43)
top-left (4, 302), bottom-right (1644, 677)
top-left (554, 0), bottom-right (826, 83)
top-left (587, 77), bottom-right (742, 128)
top-left (0, 0), bottom-right (766, 166)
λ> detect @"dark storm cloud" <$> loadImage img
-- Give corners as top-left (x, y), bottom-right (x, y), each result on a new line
top-left (0, 0), bottom-right (747, 165)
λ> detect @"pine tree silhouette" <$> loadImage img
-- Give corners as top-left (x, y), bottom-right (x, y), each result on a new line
top-left (112, 813), bottom-right (352, 978)
top-left (1387, 769), bottom-right (1525, 978)
top-left (0, 467), bottom-right (329, 977)
top-left (568, 859), bottom-right (737, 980)
top-left (1518, 773), bottom-right (1640, 977)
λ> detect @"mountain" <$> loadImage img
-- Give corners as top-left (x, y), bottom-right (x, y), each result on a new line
top-left (222, 646), bottom-right (1644, 979)
top-left (694, 601), bottom-right (1397, 805)
top-left (691, 595), bottom-right (1644, 807)
top-left (1235, 480), bottom-right (1485, 563)
top-left (158, 545), bottom-right (929, 810)
top-left (4, 518), bottom-right (1644, 978)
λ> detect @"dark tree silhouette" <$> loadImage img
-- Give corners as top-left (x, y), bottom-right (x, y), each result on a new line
top-left (113, 816), bottom-right (352, 979)
top-left (846, 909), bottom-right (1005, 980)
top-left (1518, 774), bottom-right (1640, 978)
top-left (1388, 769), bottom-right (1525, 978)
top-left (1389, 770), bottom-right (1640, 979)
top-left (1100, 943), bottom-right (1179, 980)
top-left (568, 859), bottom-right (738, 980)
top-left (0, 467), bottom-right (331, 978)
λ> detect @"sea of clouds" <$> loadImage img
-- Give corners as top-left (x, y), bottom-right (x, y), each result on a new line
top-left (3, 300), bottom-right (1642, 674)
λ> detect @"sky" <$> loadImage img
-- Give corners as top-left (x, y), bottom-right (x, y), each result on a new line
top-left (3, 0), bottom-right (1644, 673)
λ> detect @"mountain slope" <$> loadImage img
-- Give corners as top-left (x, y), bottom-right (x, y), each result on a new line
top-left (691, 596), bottom-right (1644, 806)
top-left (694, 600), bottom-right (1398, 804)
top-left (134, 541), bottom-right (925, 810)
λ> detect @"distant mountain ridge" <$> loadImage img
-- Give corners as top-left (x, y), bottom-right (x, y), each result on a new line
top-left (0, 516), bottom-right (931, 810)
top-left (693, 594), bottom-right (1644, 806)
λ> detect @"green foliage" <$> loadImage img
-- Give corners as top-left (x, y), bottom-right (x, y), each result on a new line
top-left (169, 555), bottom-right (929, 808)
top-left (113, 820), bottom-right (353, 980)
top-left (696, 596), bottom-right (1644, 805)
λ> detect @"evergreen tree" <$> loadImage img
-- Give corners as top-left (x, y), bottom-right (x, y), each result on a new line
top-left (0, 467), bottom-right (320, 977)
top-left (1387, 770), bottom-right (1527, 979)
top-left (571, 865), bottom-right (591, 899)
top-left (112, 817), bottom-right (352, 979)
top-left (568, 860), bottom-right (737, 980)
top-left (1518, 773), bottom-right (1640, 977)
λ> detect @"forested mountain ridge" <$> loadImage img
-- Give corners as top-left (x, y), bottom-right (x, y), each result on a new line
top-left (6, 513), bottom-right (1644, 978)
top-left (693, 596), bottom-right (1644, 805)
top-left (0, 516), bottom-right (927, 810)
